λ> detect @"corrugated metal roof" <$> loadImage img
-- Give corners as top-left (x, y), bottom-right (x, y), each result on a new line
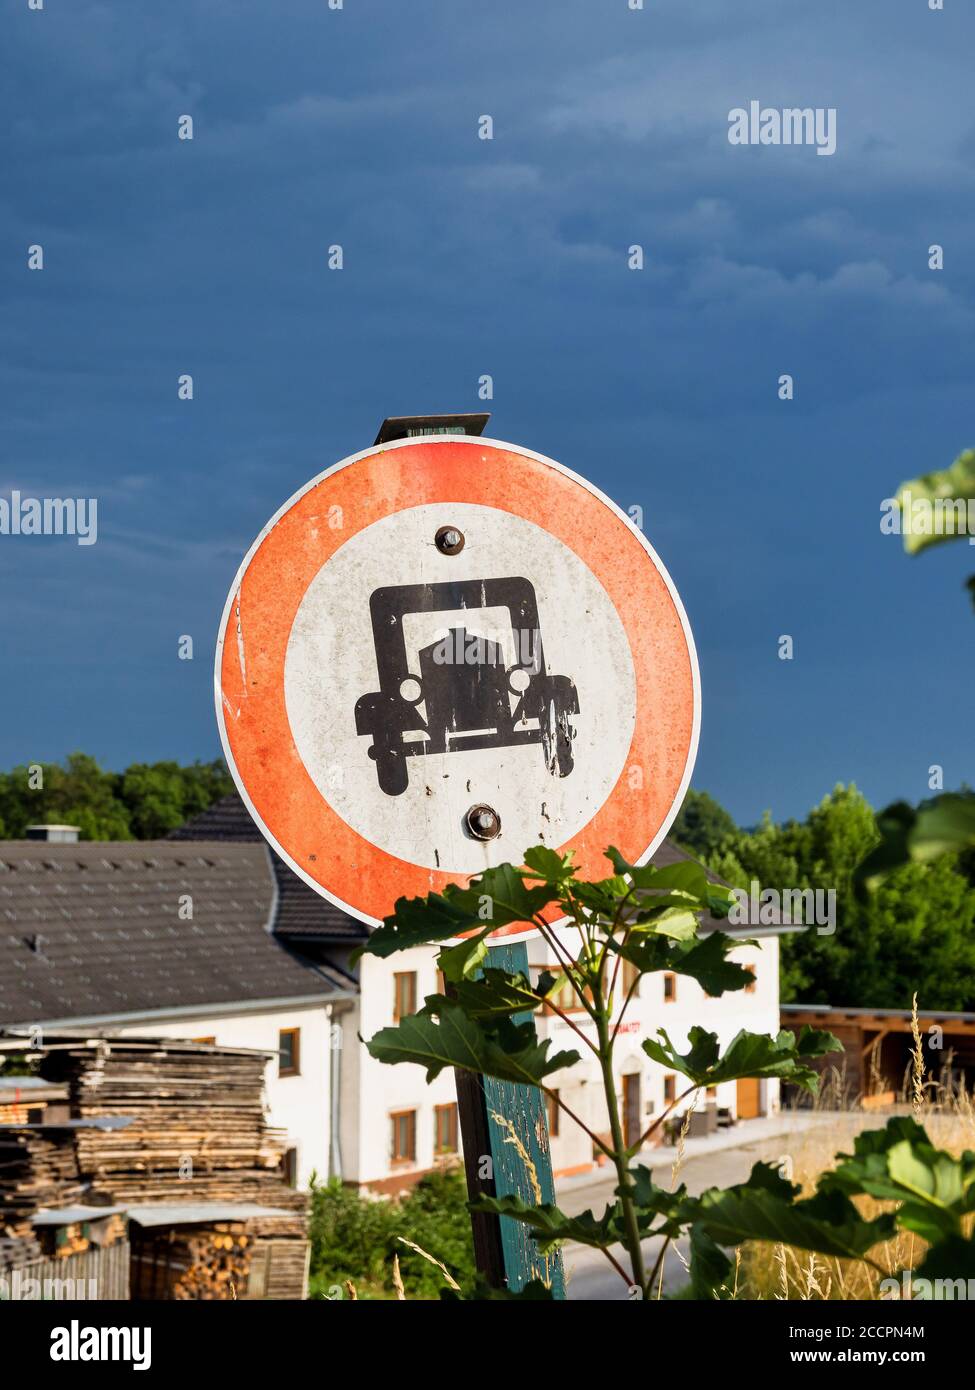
top-left (33, 1206), bottom-right (127, 1226)
top-left (126, 1202), bottom-right (297, 1227)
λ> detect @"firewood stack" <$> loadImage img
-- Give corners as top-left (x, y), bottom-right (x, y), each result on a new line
top-left (132, 1221), bottom-right (253, 1300)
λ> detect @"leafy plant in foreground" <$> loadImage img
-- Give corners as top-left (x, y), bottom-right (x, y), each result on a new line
top-left (356, 846), bottom-right (975, 1299)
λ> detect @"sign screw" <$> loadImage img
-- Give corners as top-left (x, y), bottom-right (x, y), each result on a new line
top-left (435, 525), bottom-right (465, 555)
top-left (465, 804), bottom-right (501, 841)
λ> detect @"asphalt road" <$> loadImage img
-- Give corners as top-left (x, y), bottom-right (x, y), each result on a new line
top-left (557, 1120), bottom-right (861, 1300)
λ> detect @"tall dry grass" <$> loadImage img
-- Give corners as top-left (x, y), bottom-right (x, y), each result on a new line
top-left (736, 1002), bottom-right (975, 1301)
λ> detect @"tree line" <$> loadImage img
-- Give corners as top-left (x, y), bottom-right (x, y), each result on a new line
top-left (672, 785), bottom-right (975, 1013)
top-left (0, 752), bottom-right (233, 841)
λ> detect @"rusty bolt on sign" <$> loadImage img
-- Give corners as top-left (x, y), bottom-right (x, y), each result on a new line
top-left (465, 804), bottom-right (501, 841)
top-left (435, 525), bottom-right (465, 555)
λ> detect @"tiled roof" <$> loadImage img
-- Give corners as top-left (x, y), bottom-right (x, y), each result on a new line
top-left (169, 796), bottom-right (368, 943)
top-left (0, 841), bottom-right (347, 1028)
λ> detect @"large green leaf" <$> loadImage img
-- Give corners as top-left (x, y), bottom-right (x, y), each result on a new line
top-left (693, 1163), bottom-right (896, 1263)
top-left (357, 863), bottom-right (558, 959)
top-left (365, 1003), bottom-right (579, 1086)
top-left (688, 1225), bottom-right (734, 1300)
top-left (605, 846), bottom-right (735, 918)
top-left (625, 907), bottom-right (701, 941)
top-left (895, 448), bottom-right (975, 555)
top-left (825, 1118), bottom-right (975, 1243)
top-left (436, 928), bottom-right (493, 984)
top-left (610, 931), bottom-right (754, 996)
top-left (425, 968), bottom-right (542, 1022)
top-left (624, 1167), bottom-right (690, 1238)
top-left (569, 874), bottom-right (633, 920)
top-left (912, 1234), bottom-right (975, 1292)
top-left (522, 845), bottom-right (577, 886)
top-left (470, 1195), bottom-right (626, 1254)
top-left (353, 891), bottom-right (481, 961)
top-left (642, 1024), bottom-right (839, 1093)
top-left (857, 794), bottom-right (975, 892)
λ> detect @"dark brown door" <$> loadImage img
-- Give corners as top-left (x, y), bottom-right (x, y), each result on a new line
top-left (623, 1073), bottom-right (642, 1149)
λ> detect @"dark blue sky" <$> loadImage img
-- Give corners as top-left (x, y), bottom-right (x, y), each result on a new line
top-left (3, 0), bottom-right (973, 827)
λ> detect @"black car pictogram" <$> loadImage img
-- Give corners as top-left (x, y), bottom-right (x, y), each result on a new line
top-left (354, 577), bottom-right (580, 796)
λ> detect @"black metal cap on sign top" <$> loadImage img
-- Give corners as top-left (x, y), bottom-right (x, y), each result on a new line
top-left (373, 413), bottom-right (490, 445)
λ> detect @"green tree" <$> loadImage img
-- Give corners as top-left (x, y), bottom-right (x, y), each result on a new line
top-left (0, 753), bottom-right (131, 839)
top-left (670, 789), bottom-right (738, 859)
top-left (698, 784), bottom-right (975, 1011)
top-left (0, 753), bottom-right (233, 841)
top-left (119, 759), bottom-right (232, 838)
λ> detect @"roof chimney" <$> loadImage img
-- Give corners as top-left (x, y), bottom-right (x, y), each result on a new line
top-left (25, 824), bottom-right (80, 844)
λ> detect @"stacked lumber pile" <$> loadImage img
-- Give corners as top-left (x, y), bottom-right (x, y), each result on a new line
top-left (0, 1127), bottom-right (83, 1240)
top-left (42, 1041), bottom-right (304, 1211)
top-left (0, 1231), bottom-right (41, 1268)
top-left (1, 1038), bottom-right (309, 1297)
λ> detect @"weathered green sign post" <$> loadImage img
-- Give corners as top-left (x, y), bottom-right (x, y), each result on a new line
top-left (455, 939), bottom-right (565, 1296)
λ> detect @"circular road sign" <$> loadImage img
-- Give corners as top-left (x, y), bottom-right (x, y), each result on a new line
top-left (215, 435), bottom-right (700, 935)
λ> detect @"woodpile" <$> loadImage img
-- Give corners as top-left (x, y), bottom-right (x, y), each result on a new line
top-left (0, 1127), bottom-right (84, 1239)
top-left (132, 1222), bottom-right (252, 1300)
top-left (0, 1037), bottom-right (309, 1297)
top-left (41, 1041), bottom-right (303, 1210)
top-left (0, 1231), bottom-right (41, 1268)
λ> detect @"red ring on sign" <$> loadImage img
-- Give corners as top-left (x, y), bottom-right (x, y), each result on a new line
top-left (216, 438), bottom-right (699, 930)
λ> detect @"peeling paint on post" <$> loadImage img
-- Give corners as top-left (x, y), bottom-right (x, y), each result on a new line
top-left (456, 940), bottom-right (566, 1297)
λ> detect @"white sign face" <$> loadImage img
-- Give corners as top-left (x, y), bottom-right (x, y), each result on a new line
top-left (216, 435), bottom-right (699, 933)
top-left (284, 502), bottom-right (637, 875)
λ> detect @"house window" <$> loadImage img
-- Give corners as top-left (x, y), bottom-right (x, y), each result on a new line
top-left (663, 1074), bottom-right (677, 1103)
top-left (621, 959), bottom-right (639, 999)
top-left (394, 971), bottom-right (417, 1022)
top-left (278, 1028), bottom-right (300, 1077)
top-left (743, 965), bottom-right (757, 995)
top-left (540, 968), bottom-right (594, 1015)
top-left (391, 1109), bottom-right (417, 1164)
top-left (546, 1090), bottom-right (561, 1138)
top-left (663, 973), bottom-right (677, 1002)
top-left (434, 1103), bottom-right (458, 1154)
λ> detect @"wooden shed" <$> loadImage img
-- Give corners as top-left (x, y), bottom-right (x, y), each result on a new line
top-left (781, 1003), bottom-right (975, 1102)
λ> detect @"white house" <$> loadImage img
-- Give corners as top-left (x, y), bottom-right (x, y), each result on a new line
top-left (328, 842), bottom-right (785, 1189)
top-left (0, 827), bottom-right (354, 1191)
top-left (0, 801), bottom-right (788, 1195)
